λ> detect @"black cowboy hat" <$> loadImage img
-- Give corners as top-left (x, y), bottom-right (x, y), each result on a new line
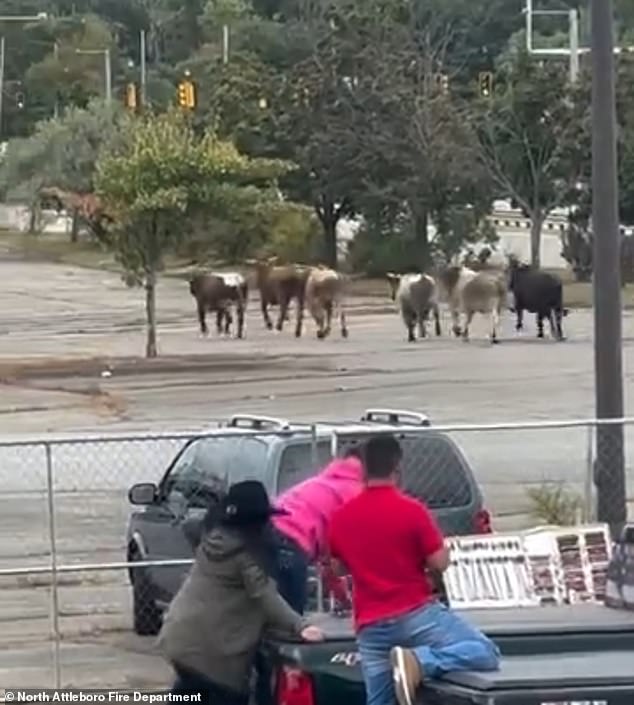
top-left (220, 480), bottom-right (288, 526)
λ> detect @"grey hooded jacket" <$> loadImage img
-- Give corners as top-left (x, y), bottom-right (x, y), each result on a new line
top-left (158, 525), bottom-right (304, 693)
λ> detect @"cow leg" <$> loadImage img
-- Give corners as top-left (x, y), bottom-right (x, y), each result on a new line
top-left (294, 293), bottom-right (305, 338)
top-left (515, 307), bottom-right (524, 333)
top-left (224, 308), bottom-right (233, 336)
top-left (433, 304), bottom-right (442, 337)
top-left (261, 299), bottom-right (273, 330)
top-left (405, 313), bottom-right (416, 343)
top-left (215, 309), bottom-right (224, 336)
top-left (322, 301), bottom-right (334, 339)
top-left (536, 313), bottom-right (545, 339)
top-left (491, 308), bottom-right (501, 345)
top-left (339, 304), bottom-right (349, 339)
top-left (277, 295), bottom-right (290, 332)
top-left (236, 304), bottom-right (245, 339)
top-left (555, 308), bottom-right (565, 341)
top-left (198, 303), bottom-right (209, 337)
top-left (462, 312), bottom-right (474, 342)
top-left (451, 308), bottom-right (461, 337)
top-left (418, 311), bottom-right (427, 339)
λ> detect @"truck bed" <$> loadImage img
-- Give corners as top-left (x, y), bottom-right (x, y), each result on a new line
top-left (308, 602), bottom-right (634, 641)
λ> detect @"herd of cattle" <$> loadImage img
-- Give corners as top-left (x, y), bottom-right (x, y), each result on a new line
top-left (188, 255), bottom-right (568, 344)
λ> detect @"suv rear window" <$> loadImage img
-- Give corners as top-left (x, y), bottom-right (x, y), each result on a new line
top-left (338, 432), bottom-right (473, 509)
top-left (163, 435), bottom-right (270, 508)
top-left (277, 441), bottom-right (333, 493)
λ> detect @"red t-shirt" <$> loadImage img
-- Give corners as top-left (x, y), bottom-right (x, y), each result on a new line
top-left (328, 485), bottom-right (444, 630)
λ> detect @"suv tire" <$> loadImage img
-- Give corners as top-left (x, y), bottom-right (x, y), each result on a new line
top-left (130, 550), bottom-right (163, 636)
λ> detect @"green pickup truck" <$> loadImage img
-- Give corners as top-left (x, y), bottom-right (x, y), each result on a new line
top-left (263, 603), bottom-right (634, 705)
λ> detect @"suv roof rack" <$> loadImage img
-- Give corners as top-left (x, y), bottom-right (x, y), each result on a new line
top-left (361, 409), bottom-right (431, 427)
top-left (226, 414), bottom-right (291, 431)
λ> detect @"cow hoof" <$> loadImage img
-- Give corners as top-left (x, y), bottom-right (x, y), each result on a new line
top-left (408, 337), bottom-right (416, 343)
top-left (317, 331), bottom-right (326, 340)
top-left (341, 329), bottom-right (349, 339)
top-left (491, 338), bottom-right (500, 345)
top-left (452, 326), bottom-right (462, 338)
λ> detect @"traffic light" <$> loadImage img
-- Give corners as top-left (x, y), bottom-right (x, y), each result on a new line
top-left (434, 73), bottom-right (449, 95)
top-left (177, 79), bottom-right (196, 109)
top-left (478, 71), bottom-right (493, 98)
top-left (16, 92), bottom-right (25, 109)
top-left (125, 83), bottom-right (138, 111)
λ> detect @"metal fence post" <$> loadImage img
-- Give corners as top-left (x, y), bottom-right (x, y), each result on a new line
top-left (584, 423), bottom-right (595, 523)
top-left (330, 430), bottom-right (339, 459)
top-left (45, 443), bottom-right (62, 688)
top-left (310, 424), bottom-right (318, 471)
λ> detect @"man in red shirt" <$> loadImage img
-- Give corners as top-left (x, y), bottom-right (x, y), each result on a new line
top-left (328, 435), bottom-right (499, 705)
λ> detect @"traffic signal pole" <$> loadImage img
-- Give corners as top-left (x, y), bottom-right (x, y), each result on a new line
top-left (591, 0), bottom-right (627, 535)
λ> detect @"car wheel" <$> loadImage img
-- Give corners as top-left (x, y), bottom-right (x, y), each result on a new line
top-left (130, 551), bottom-right (162, 636)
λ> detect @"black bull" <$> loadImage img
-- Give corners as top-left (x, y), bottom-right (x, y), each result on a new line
top-left (189, 274), bottom-right (248, 339)
top-left (509, 264), bottom-right (569, 341)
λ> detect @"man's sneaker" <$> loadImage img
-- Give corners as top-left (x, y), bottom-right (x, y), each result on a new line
top-left (391, 646), bottom-right (423, 705)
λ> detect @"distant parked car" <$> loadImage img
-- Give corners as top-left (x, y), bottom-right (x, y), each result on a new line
top-left (125, 409), bottom-right (492, 635)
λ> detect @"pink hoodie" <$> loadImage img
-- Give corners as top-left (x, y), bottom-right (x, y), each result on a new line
top-left (273, 456), bottom-right (364, 560)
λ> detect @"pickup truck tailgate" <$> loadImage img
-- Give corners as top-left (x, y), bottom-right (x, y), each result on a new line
top-left (427, 650), bottom-right (634, 704)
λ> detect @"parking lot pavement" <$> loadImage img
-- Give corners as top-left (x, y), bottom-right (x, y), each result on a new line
top-left (1, 258), bottom-right (634, 687)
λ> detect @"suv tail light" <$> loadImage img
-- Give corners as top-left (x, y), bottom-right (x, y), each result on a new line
top-left (474, 509), bottom-right (492, 534)
top-left (276, 666), bottom-right (315, 705)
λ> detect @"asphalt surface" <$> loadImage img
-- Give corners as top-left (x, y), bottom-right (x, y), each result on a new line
top-left (1, 258), bottom-right (634, 688)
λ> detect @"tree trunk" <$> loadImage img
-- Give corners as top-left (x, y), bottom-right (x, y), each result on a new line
top-left (316, 200), bottom-right (338, 268)
top-left (413, 206), bottom-right (430, 269)
top-left (323, 218), bottom-right (338, 269)
top-left (145, 271), bottom-right (158, 359)
top-left (529, 212), bottom-right (544, 268)
top-left (70, 210), bottom-right (79, 243)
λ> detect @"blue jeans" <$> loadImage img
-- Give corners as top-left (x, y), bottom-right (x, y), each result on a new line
top-left (272, 529), bottom-right (309, 615)
top-left (358, 602), bottom-right (500, 705)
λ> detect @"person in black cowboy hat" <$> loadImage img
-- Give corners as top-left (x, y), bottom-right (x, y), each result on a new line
top-left (159, 480), bottom-right (324, 705)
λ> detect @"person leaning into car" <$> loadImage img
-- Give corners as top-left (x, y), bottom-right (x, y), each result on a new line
top-left (159, 480), bottom-right (324, 705)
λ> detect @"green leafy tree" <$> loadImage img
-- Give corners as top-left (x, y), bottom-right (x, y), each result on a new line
top-left (476, 51), bottom-right (583, 267)
top-left (95, 109), bottom-right (289, 357)
top-left (0, 100), bottom-right (126, 237)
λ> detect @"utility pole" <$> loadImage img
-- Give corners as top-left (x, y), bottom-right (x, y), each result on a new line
top-left (140, 29), bottom-right (147, 106)
top-left (591, 0), bottom-right (626, 536)
top-left (104, 48), bottom-right (112, 103)
top-left (53, 41), bottom-right (59, 119)
top-left (222, 24), bottom-right (229, 65)
top-left (0, 37), bottom-right (5, 138)
top-left (569, 8), bottom-right (580, 83)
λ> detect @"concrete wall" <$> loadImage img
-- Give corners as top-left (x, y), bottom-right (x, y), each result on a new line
top-left (0, 204), bottom-right (72, 234)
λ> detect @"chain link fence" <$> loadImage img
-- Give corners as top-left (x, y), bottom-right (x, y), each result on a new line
top-left (0, 418), bottom-right (632, 688)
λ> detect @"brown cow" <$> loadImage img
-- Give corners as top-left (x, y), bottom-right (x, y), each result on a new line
top-left (189, 272), bottom-right (248, 339)
top-left (305, 266), bottom-right (348, 339)
top-left (245, 257), bottom-right (310, 337)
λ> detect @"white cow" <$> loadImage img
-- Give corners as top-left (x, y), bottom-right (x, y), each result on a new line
top-left (439, 265), bottom-right (506, 344)
top-left (386, 273), bottom-right (441, 342)
top-left (305, 267), bottom-right (348, 339)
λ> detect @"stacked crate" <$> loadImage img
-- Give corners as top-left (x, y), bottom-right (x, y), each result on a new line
top-left (523, 524), bottom-right (612, 605)
top-left (445, 533), bottom-right (539, 609)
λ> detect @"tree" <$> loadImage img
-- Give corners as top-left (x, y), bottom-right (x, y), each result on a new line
top-left (476, 51), bottom-right (584, 267)
top-left (0, 100), bottom-right (126, 239)
top-left (95, 109), bottom-right (290, 357)
top-left (324, 0), bottom-right (495, 269)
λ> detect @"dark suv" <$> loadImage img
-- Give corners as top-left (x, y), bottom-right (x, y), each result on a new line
top-left (126, 409), bottom-right (492, 635)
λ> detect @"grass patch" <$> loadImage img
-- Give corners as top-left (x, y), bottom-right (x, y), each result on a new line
top-left (526, 482), bottom-right (583, 526)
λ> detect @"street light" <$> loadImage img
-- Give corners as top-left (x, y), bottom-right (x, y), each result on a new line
top-left (76, 48), bottom-right (112, 103)
top-left (523, 0), bottom-right (634, 82)
top-left (0, 12), bottom-right (49, 137)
